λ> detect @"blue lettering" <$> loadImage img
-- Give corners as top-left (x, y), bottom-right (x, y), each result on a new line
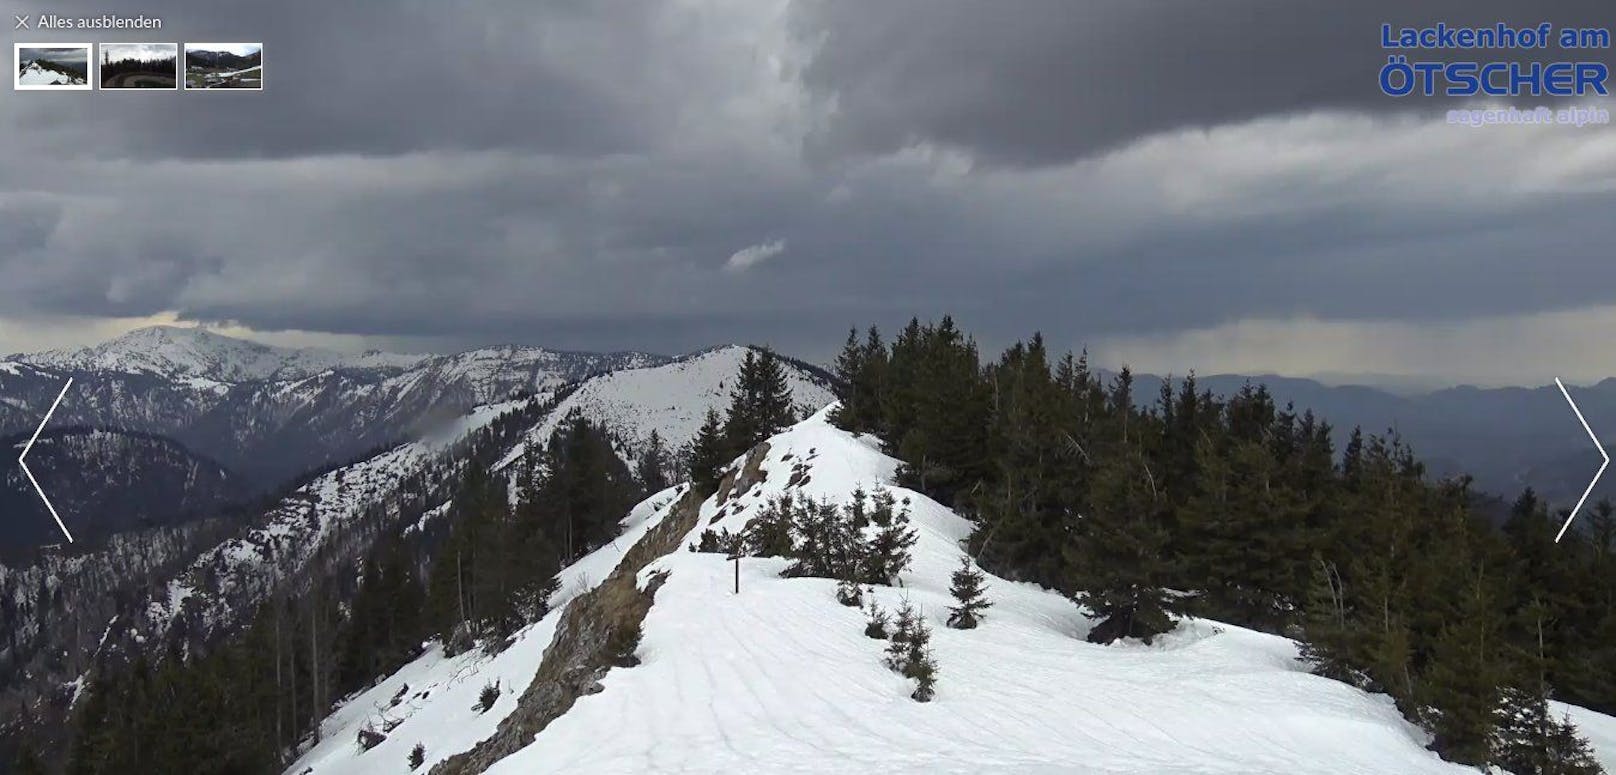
top-left (1543, 62), bottom-right (1574, 96)
top-left (1413, 61), bottom-right (1443, 96)
top-left (1510, 61), bottom-right (1542, 96)
top-left (1380, 55), bottom-right (1413, 96)
top-left (1577, 62), bottom-right (1609, 95)
top-left (1480, 63), bottom-right (1510, 95)
top-left (1445, 62), bottom-right (1479, 96)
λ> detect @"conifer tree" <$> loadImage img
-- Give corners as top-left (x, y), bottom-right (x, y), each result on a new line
top-left (863, 489), bottom-right (917, 585)
top-left (687, 408), bottom-right (728, 493)
top-left (864, 598), bottom-right (890, 639)
top-left (636, 430), bottom-right (670, 494)
top-left (946, 554), bottom-right (992, 629)
top-left (723, 348), bottom-right (797, 455)
top-left (745, 494), bottom-right (796, 558)
top-left (1068, 438), bottom-right (1179, 644)
top-left (906, 620), bottom-right (939, 703)
top-left (884, 599), bottom-right (918, 672)
top-left (830, 327), bottom-right (887, 434)
top-left (836, 577), bottom-right (863, 607)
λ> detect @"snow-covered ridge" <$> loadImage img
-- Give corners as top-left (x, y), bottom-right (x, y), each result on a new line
top-left (13, 326), bottom-right (430, 383)
top-left (299, 407), bottom-right (1616, 774)
top-left (501, 344), bottom-right (837, 470)
top-left (17, 60), bottom-right (86, 86)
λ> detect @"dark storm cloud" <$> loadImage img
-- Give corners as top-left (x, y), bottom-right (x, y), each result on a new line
top-left (0, 0), bottom-right (1614, 375)
top-left (793, 0), bottom-right (1614, 165)
top-left (18, 46), bottom-right (87, 66)
top-left (7, 0), bottom-right (658, 159)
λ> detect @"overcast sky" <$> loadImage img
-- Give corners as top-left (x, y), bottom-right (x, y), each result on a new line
top-left (103, 43), bottom-right (176, 63)
top-left (2, 0), bottom-right (1614, 386)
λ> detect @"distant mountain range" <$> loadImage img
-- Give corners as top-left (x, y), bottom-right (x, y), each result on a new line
top-left (1, 326), bottom-right (668, 490)
top-left (183, 49), bottom-right (261, 70)
top-left (0, 331), bottom-right (837, 768)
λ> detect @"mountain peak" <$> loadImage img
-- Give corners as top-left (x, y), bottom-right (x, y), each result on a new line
top-left (13, 325), bottom-right (422, 383)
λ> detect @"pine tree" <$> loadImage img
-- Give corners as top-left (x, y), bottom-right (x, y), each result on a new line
top-left (636, 430), bottom-right (671, 494)
top-left (1299, 554), bottom-right (1355, 683)
top-left (836, 577), bottom-right (863, 606)
top-left (863, 489), bottom-right (917, 585)
top-left (946, 554), bottom-right (992, 629)
top-left (688, 408), bottom-right (728, 493)
top-left (895, 609), bottom-right (939, 701)
top-left (723, 348), bottom-right (797, 455)
top-left (1493, 688), bottom-right (1601, 774)
top-left (1068, 431), bottom-right (1179, 644)
top-left (830, 327), bottom-right (887, 434)
top-left (884, 600), bottom-right (918, 672)
top-left (907, 640), bottom-right (939, 702)
top-left (745, 495), bottom-right (796, 558)
top-left (864, 598), bottom-right (890, 639)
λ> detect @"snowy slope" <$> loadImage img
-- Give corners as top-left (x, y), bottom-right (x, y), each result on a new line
top-left (503, 345), bottom-right (836, 468)
top-left (288, 486), bottom-right (691, 775)
top-left (17, 61), bottom-right (86, 85)
top-left (296, 407), bottom-right (1616, 775)
top-left (120, 400), bottom-right (532, 653)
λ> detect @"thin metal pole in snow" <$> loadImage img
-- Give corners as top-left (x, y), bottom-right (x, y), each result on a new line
top-left (732, 555), bottom-right (740, 594)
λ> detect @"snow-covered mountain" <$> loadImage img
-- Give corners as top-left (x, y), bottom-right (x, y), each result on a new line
top-left (111, 346), bottom-right (832, 657)
top-left (15, 326), bottom-right (428, 383)
top-left (295, 407), bottom-right (1616, 775)
top-left (16, 60), bottom-right (86, 86)
top-left (0, 328), bottom-right (671, 489)
top-left (0, 331), bottom-right (832, 769)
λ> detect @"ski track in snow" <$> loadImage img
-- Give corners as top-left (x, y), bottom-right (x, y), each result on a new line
top-left (295, 407), bottom-right (1616, 775)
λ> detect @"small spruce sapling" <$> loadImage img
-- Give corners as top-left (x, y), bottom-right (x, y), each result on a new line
top-left (899, 608), bottom-right (939, 702)
top-left (409, 743), bottom-right (426, 770)
top-left (836, 577), bottom-right (863, 607)
top-left (474, 680), bottom-right (501, 713)
top-left (884, 599), bottom-right (918, 671)
top-left (864, 598), bottom-right (890, 639)
top-left (946, 554), bottom-right (992, 630)
top-left (907, 643), bottom-right (939, 702)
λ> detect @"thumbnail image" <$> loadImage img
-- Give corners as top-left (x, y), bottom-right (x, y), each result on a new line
top-left (184, 42), bottom-right (263, 89)
top-left (101, 43), bottom-right (179, 89)
top-left (14, 44), bottom-right (92, 90)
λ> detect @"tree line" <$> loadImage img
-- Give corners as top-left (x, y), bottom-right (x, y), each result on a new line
top-left (831, 317), bottom-right (1606, 771)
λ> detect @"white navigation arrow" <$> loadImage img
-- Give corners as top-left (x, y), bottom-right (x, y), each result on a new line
top-left (1555, 377), bottom-right (1608, 543)
top-left (18, 378), bottom-right (74, 543)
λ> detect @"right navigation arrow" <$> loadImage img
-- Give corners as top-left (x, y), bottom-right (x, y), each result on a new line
top-left (1554, 377), bottom-right (1609, 543)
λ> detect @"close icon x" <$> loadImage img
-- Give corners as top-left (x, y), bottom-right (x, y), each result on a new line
top-left (14, 15), bottom-right (29, 29)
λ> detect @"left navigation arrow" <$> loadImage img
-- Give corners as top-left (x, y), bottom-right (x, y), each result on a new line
top-left (18, 378), bottom-right (75, 543)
